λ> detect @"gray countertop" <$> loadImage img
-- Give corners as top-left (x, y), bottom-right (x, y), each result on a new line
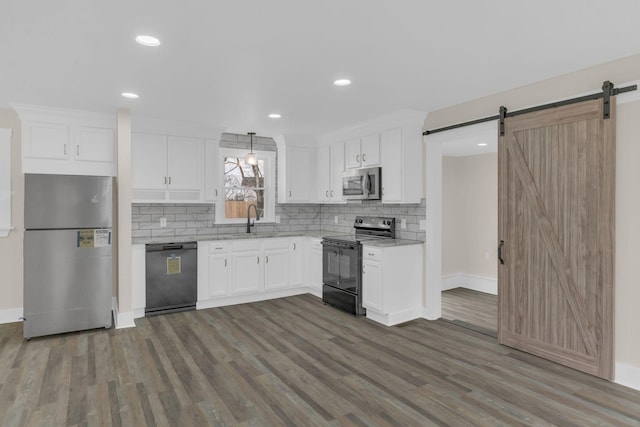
top-left (132, 231), bottom-right (423, 247)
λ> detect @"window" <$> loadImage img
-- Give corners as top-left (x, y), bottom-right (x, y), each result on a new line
top-left (216, 148), bottom-right (275, 224)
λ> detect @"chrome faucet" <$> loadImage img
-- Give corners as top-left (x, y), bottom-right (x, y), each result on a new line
top-left (246, 204), bottom-right (260, 233)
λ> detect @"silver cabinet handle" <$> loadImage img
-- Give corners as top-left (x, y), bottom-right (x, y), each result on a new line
top-left (164, 177), bottom-right (167, 185)
top-left (257, 256), bottom-right (260, 264)
top-left (363, 265), bottom-right (366, 274)
top-left (215, 189), bottom-right (218, 197)
top-left (168, 177), bottom-right (172, 185)
top-left (63, 144), bottom-right (67, 155)
top-left (266, 255), bottom-right (269, 263)
top-left (382, 187), bottom-right (384, 196)
top-left (330, 190), bottom-right (334, 197)
top-left (356, 154), bottom-right (360, 163)
top-left (326, 190), bottom-right (329, 198)
top-left (362, 153), bottom-right (366, 163)
top-left (224, 258), bottom-right (227, 267)
top-left (293, 242), bottom-right (296, 250)
top-left (76, 145), bottom-right (80, 156)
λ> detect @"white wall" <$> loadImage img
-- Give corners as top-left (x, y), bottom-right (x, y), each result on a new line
top-left (442, 154), bottom-right (497, 279)
top-left (424, 52), bottom-right (640, 387)
top-left (0, 108), bottom-right (23, 322)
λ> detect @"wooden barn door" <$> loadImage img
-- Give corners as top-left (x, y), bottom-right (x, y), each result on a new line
top-left (498, 98), bottom-right (615, 379)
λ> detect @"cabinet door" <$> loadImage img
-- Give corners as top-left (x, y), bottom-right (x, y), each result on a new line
top-left (286, 146), bottom-right (311, 202)
top-left (316, 145), bottom-right (332, 202)
top-left (264, 246), bottom-right (289, 290)
top-left (231, 246), bottom-right (262, 294)
top-left (345, 138), bottom-right (361, 169)
top-left (289, 238), bottom-right (305, 287)
top-left (361, 133), bottom-right (380, 166)
top-left (362, 258), bottom-right (383, 311)
top-left (330, 142), bottom-right (345, 202)
top-left (204, 139), bottom-right (219, 202)
top-left (73, 126), bottom-right (114, 163)
top-left (167, 136), bottom-right (203, 191)
top-left (132, 133), bottom-right (168, 190)
top-left (380, 128), bottom-right (403, 202)
top-left (308, 239), bottom-right (323, 293)
top-left (24, 122), bottom-right (69, 160)
top-left (208, 252), bottom-right (230, 297)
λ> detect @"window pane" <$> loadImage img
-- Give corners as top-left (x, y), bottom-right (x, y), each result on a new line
top-left (224, 189), bottom-right (264, 219)
top-left (224, 157), bottom-right (264, 188)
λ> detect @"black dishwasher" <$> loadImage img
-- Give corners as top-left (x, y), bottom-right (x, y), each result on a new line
top-left (145, 242), bottom-right (197, 316)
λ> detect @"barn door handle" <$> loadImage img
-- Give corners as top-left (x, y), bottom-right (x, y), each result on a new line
top-left (498, 240), bottom-right (505, 265)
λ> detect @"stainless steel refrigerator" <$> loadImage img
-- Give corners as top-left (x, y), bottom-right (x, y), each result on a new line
top-left (23, 174), bottom-right (113, 339)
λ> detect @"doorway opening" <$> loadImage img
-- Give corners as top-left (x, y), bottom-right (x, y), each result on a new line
top-left (424, 121), bottom-right (498, 334)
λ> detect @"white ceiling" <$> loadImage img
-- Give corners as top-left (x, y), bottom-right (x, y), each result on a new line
top-left (2, 1), bottom-right (640, 137)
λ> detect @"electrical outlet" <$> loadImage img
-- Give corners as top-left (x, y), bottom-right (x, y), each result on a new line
top-left (275, 215), bottom-right (281, 224)
top-left (334, 215), bottom-right (339, 224)
top-left (400, 218), bottom-right (407, 229)
top-left (419, 219), bottom-right (426, 230)
top-left (160, 217), bottom-right (167, 228)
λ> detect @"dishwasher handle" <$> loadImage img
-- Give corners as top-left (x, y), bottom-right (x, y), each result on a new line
top-left (146, 242), bottom-right (197, 252)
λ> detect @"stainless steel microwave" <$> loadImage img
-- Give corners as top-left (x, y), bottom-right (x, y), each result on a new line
top-left (342, 167), bottom-right (381, 200)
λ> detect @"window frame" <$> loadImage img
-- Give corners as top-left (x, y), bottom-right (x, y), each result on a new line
top-left (216, 147), bottom-right (276, 225)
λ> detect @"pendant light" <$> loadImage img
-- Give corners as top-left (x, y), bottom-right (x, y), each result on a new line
top-left (245, 132), bottom-right (258, 165)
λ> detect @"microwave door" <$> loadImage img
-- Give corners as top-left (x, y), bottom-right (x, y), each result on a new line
top-left (363, 174), bottom-right (370, 198)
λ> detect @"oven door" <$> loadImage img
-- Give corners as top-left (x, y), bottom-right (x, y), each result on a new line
top-left (322, 240), bottom-right (361, 294)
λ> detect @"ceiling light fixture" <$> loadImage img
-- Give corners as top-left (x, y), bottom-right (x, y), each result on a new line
top-left (135, 35), bottom-right (161, 47)
top-left (268, 113), bottom-right (281, 119)
top-left (245, 132), bottom-right (258, 165)
top-left (121, 92), bottom-right (139, 99)
top-left (477, 143), bottom-right (488, 147)
top-left (334, 79), bottom-right (351, 86)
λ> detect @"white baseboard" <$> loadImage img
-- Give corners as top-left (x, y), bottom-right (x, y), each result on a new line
top-left (112, 297), bottom-right (136, 329)
top-left (441, 273), bottom-right (497, 295)
top-left (307, 286), bottom-right (322, 298)
top-left (0, 307), bottom-right (23, 324)
top-left (615, 362), bottom-right (640, 391)
top-left (366, 307), bottom-right (422, 326)
top-left (421, 306), bottom-right (441, 321)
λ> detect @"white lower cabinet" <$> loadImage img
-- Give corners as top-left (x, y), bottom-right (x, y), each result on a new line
top-left (207, 242), bottom-right (231, 298)
top-left (197, 237), bottom-right (309, 308)
top-left (263, 239), bottom-right (289, 291)
top-left (231, 240), bottom-right (264, 294)
top-left (289, 237), bottom-right (306, 288)
top-left (307, 238), bottom-right (323, 295)
top-left (362, 243), bottom-right (423, 326)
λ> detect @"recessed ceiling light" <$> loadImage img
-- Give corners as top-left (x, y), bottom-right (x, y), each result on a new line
top-left (121, 92), bottom-right (139, 99)
top-left (135, 35), bottom-right (160, 47)
top-left (334, 79), bottom-right (351, 86)
top-left (477, 143), bottom-right (488, 147)
top-left (268, 113), bottom-right (282, 119)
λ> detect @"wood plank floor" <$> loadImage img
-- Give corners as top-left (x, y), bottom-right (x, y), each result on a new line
top-left (1, 294), bottom-right (640, 426)
top-left (442, 287), bottom-right (498, 332)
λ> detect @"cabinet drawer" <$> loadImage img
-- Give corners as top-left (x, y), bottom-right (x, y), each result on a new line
top-left (363, 246), bottom-right (382, 259)
top-left (208, 242), bottom-right (230, 253)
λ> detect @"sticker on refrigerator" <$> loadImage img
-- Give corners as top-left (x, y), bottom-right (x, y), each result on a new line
top-left (77, 230), bottom-right (94, 248)
top-left (94, 229), bottom-right (111, 247)
top-left (167, 255), bottom-right (181, 275)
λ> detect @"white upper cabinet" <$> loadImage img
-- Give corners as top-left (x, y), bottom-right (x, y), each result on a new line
top-left (275, 135), bottom-right (315, 204)
top-left (315, 142), bottom-right (344, 203)
top-left (14, 105), bottom-right (116, 176)
top-left (380, 128), bottom-right (403, 203)
top-left (345, 134), bottom-right (380, 169)
top-left (167, 136), bottom-right (203, 191)
top-left (131, 133), bottom-right (205, 203)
